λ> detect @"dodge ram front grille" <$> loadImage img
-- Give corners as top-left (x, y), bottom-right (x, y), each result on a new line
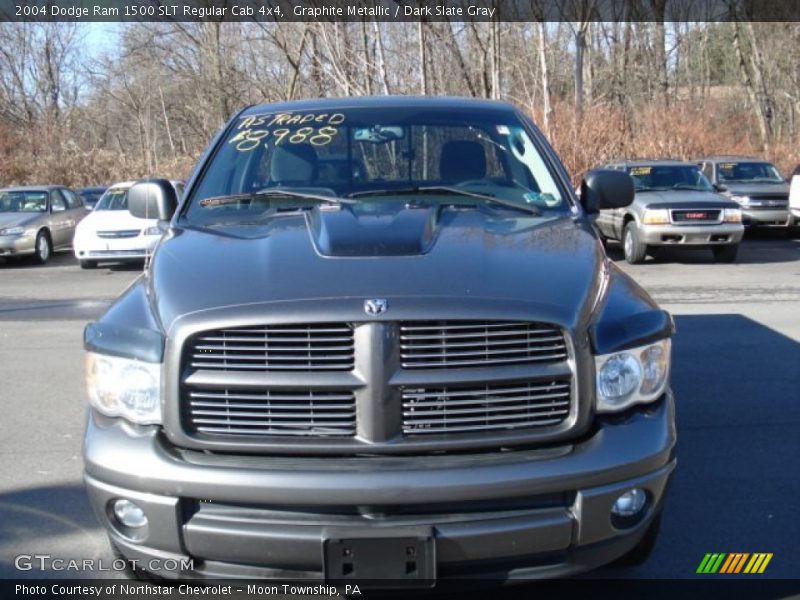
top-left (185, 388), bottom-right (356, 437)
top-left (399, 321), bottom-right (567, 369)
top-left (188, 323), bottom-right (354, 372)
top-left (402, 379), bottom-right (572, 434)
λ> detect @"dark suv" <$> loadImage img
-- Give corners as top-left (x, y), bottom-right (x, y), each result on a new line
top-left (82, 97), bottom-right (676, 583)
top-left (698, 156), bottom-right (794, 228)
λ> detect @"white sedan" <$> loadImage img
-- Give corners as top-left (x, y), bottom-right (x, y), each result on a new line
top-left (73, 180), bottom-right (183, 269)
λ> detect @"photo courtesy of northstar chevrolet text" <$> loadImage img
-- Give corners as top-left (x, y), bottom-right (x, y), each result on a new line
top-left (0, 0), bottom-right (798, 597)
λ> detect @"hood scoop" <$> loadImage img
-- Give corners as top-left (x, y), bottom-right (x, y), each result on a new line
top-left (307, 205), bottom-right (440, 257)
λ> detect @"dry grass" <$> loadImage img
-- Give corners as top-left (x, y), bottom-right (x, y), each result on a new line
top-left (1, 98), bottom-right (798, 189)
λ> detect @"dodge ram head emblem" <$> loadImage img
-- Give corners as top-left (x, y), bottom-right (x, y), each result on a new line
top-left (364, 299), bottom-right (388, 315)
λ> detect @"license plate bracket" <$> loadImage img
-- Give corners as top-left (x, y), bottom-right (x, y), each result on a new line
top-left (323, 529), bottom-right (435, 587)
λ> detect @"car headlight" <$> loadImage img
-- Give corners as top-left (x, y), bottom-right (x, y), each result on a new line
top-left (722, 208), bottom-right (742, 223)
top-left (0, 226), bottom-right (26, 236)
top-left (143, 226), bottom-right (163, 236)
top-left (85, 352), bottom-right (162, 424)
top-left (730, 195), bottom-right (750, 206)
top-left (641, 209), bottom-right (670, 225)
top-left (595, 339), bottom-right (671, 413)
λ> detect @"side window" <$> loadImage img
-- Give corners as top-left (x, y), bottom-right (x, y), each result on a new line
top-left (63, 189), bottom-right (83, 209)
top-left (51, 190), bottom-right (67, 211)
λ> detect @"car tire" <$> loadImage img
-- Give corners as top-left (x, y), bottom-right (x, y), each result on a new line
top-left (623, 222), bottom-right (647, 264)
top-left (614, 513), bottom-right (663, 567)
top-left (712, 244), bottom-right (739, 263)
top-left (80, 260), bottom-right (98, 270)
top-left (34, 231), bottom-right (52, 265)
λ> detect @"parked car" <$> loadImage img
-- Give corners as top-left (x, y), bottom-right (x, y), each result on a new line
top-left (790, 163), bottom-right (800, 227)
top-left (0, 185), bottom-right (87, 264)
top-left (698, 156), bottom-right (793, 229)
top-left (73, 180), bottom-right (184, 269)
top-left (77, 186), bottom-right (108, 210)
top-left (83, 97), bottom-right (676, 582)
top-left (596, 159), bottom-right (744, 263)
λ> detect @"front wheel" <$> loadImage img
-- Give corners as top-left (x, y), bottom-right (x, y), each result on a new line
top-left (34, 231), bottom-right (52, 264)
top-left (712, 244), bottom-right (739, 263)
top-left (623, 222), bottom-right (648, 264)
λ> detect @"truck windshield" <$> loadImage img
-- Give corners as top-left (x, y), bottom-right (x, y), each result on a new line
top-left (717, 161), bottom-right (784, 183)
top-left (184, 106), bottom-right (569, 224)
top-left (627, 165), bottom-right (713, 192)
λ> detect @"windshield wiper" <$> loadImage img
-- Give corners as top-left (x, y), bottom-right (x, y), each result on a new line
top-left (199, 189), bottom-right (356, 208)
top-left (348, 186), bottom-right (540, 215)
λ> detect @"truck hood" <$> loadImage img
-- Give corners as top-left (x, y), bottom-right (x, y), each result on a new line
top-left (148, 206), bottom-right (605, 333)
top-left (720, 182), bottom-right (789, 196)
top-left (0, 213), bottom-right (41, 229)
top-left (637, 190), bottom-right (736, 207)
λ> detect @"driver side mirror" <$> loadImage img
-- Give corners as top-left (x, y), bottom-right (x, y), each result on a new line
top-left (579, 169), bottom-right (634, 213)
top-left (128, 179), bottom-right (178, 221)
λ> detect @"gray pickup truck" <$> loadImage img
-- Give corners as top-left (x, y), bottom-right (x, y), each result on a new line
top-left (596, 160), bottom-right (744, 264)
top-left (698, 156), bottom-right (794, 229)
top-left (82, 97), bottom-right (676, 584)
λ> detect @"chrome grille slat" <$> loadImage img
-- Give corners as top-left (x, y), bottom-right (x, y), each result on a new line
top-left (183, 388), bottom-right (356, 437)
top-left (402, 379), bottom-right (572, 435)
top-left (187, 323), bottom-right (354, 372)
top-left (400, 320), bottom-right (567, 369)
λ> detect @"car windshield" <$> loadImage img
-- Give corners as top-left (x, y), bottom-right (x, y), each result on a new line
top-left (184, 106), bottom-right (569, 224)
top-left (627, 165), bottom-right (713, 192)
top-left (80, 190), bottom-right (105, 206)
top-left (717, 161), bottom-right (784, 183)
top-left (94, 188), bottom-right (129, 211)
top-left (0, 191), bottom-right (48, 213)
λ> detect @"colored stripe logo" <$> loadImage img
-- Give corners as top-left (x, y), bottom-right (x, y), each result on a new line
top-left (697, 553), bottom-right (773, 574)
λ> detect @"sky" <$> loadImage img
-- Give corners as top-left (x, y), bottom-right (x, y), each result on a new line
top-left (83, 22), bottom-right (120, 58)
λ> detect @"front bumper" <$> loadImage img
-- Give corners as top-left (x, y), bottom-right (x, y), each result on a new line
top-left (83, 392), bottom-right (676, 581)
top-left (742, 208), bottom-right (791, 227)
top-left (74, 236), bottom-right (158, 261)
top-left (0, 234), bottom-right (35, 256)
top-left (638, 223), bottom-right (743, 246)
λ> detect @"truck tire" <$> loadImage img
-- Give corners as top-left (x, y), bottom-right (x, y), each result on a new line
top-left (34, 231), bottom-right (52, 265)
top-left (712, 244), bottom-right (739, 263)
top-left (623, 222), bottom-right (647, 264)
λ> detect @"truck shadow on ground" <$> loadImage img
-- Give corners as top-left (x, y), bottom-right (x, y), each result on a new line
top-left (0, 483), bottom-right (115, 579)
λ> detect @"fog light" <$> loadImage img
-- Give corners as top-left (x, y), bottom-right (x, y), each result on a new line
top-left (112, 499), bottom-right (148, 528)
top-left (611, 488), bottom-right (647, 518)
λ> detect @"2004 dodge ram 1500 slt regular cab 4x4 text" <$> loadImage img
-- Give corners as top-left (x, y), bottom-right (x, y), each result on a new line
top-left (82, 96), bottom-right (676, 584)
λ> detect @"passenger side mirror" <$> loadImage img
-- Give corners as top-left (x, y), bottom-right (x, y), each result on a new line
top-left (128, 179), bottom-right (178, 221)
top-left (579, 169), bottom-right (634, 213)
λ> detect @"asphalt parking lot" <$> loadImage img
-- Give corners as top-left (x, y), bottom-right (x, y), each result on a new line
top-left (0, 233), bottom-right (799, 581)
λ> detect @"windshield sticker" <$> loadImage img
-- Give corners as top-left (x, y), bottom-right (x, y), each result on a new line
top-left (230, 112), bottom-right (345, 151)
top-left (720, 163), bottom-right (737, 170)
top-left (229, 125), bottom-right (340, 151)
top-left (629, 166), bottom-right (652, 176)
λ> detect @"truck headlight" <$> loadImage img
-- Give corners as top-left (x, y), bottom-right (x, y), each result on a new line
top-left (0, 226), bottom-right (26, 236)
top-left (595, 339), bottom-right (671, 413)
top-left (85, 352), bottom-right (162, 424)
top-left (722, 208), bottom-right (742, 223)
top-left (641, 209), bottom-right (670, 225)
top-left (730, 195), bottom-right (750, 206)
